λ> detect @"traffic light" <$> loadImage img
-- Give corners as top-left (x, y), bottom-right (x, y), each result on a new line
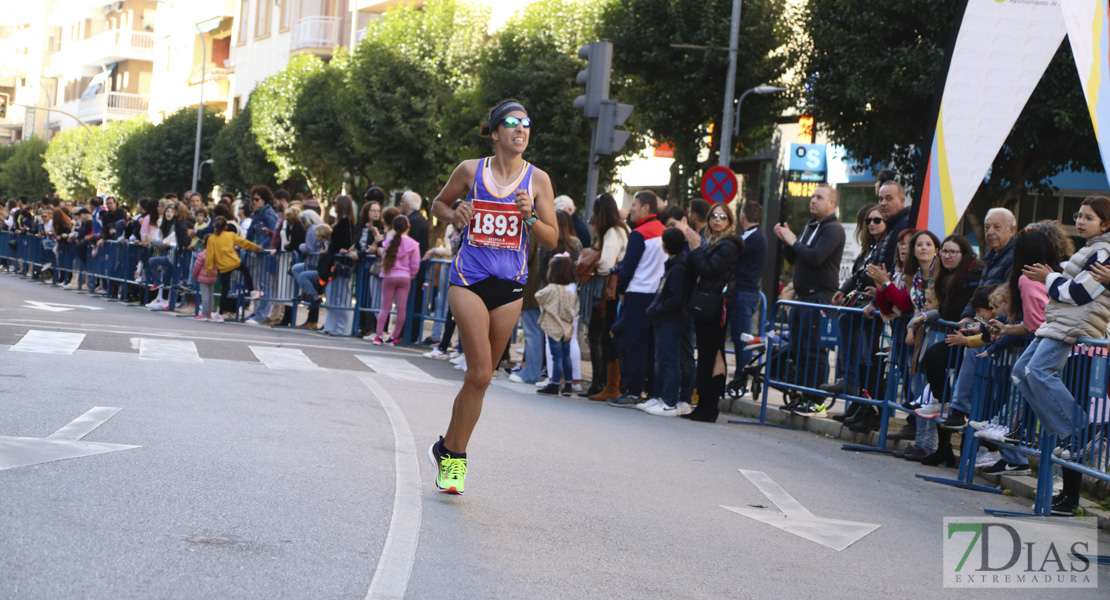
top-left (573, 40), bottom-right (612, 118)
top-left (0, 93), bottom-right (8, 119)
top-left (593, 99), bottom-right (633, 156)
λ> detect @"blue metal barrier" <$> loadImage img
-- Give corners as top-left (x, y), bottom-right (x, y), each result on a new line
top-left (403, 258), bottom-right (452, 344)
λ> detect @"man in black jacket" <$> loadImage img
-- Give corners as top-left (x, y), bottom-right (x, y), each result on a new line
top-left (773, 184), bottom-right (846, 415)
top-left (402, 191), bottom-right (430, 343)
top-left (876, 180), bottom-right (911, 271)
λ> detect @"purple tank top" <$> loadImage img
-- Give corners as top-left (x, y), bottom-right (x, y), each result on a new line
top-left (450, 158), bottom-right (533, 286)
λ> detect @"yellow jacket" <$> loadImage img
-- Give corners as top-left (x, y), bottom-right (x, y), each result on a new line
top-left (205, 231), bottom-right (261, 273)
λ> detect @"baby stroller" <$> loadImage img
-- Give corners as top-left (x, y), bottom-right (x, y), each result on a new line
top-left (727, 332), bottom-right (769, 400)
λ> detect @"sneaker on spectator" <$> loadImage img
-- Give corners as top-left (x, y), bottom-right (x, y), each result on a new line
top-left (421, 336), bottom-right (440, 346)
top-left (981, 460), bottom-right (1031, 476)
top-left (370, 335), bottom-right (384, 346)
top-left (973, 424), bottom-right (1011, 443)
top-left (508, 373), bottom-right (532, 384)
top-left (968, 418), bottom-right (999, 431)
top-left (675, 402), bottom-right (693, 416)
top-left (914, 403), bottom-right (943, 419)
top-left (571, 382), bottom-right (583, 393)
top-left (536, 383), bottom-right (561, 396)
top-left (534, 378), bottom-right (551, 388)
top-left (423, 348), bottom-right (448, 360)
top-left (1050, 494), bottom-right (1080, 516)
top-left (792, 401), bottom-right (829, 418)
top-left (940, 408), bottom-right (968, 430)
top-left (145, 298), bottom-right (166, 309)
top-left (607, 394), bottom-right (642, 409)
top-left (244, 318), bottom-right (262, 326)
top-left (449, 354), bottom-right (466, 365)
top-left (636, 398), bottom-right (663, 412)
top-left (974, 448), bottom-right (1001, 468)
top-left (386, 337), bottom-right (399, 346)
top-left (560, 383), bottom-right (573, 396)
top-left (454, 358), bottom-right (467, 371)
top-left (192, 315), bottom-right (209, 322)
top-left (208, 313), bottom-right (224, 323)
top-left (645, 402), bottom-right (680, 417)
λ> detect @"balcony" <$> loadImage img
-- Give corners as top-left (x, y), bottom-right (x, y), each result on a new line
top-left (52, 91), bottom-right (149, 128)
top-left (46, 29), bottom-right (155, 77)
top-left (291, 16), bottom-right (342, 53)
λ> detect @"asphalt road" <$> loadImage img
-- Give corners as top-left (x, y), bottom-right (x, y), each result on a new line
top-left (0, 272), bottom-right (1107, 599)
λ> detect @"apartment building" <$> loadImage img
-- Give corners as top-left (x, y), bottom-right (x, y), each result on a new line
top-left (40, 0), bottom-right (158, 132)
top-left (0, 1), bottom-right (54, 143)
top-left (148, 0), bottom-right (235, 122)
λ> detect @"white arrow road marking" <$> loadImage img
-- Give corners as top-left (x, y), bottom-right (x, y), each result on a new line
top-left (23, 301), bottom-right (104, 312)
top-left (0, 407), bottom-right (138, 471)
top-left (356, 355), bottom-right (447, 385)
top-left (249, 346), bottom-right (322, 371)
top-left (9, 330), bottom-right (85, 354)
top-left (721, 469), bottom-right (881, 551)
top-left (136, 338), bottom-right (203, 363)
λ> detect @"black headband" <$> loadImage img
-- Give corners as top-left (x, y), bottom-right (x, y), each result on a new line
top-left (488, 102), bottom-right (527, 134)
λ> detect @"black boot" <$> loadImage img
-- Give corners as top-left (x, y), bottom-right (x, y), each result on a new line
top-left (922, 431), bottom-right (956, 467)
top-left (843, 405), bottom-right (872, 426)
top-left (848, 408), bottom-right (881, 433)
top-left (684, 375), bottom-right (725, 422)
top-left (834, 402), bottom-right (864, 423)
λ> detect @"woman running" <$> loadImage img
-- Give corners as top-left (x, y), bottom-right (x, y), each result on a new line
top-left (427, 99), bottom-right (558, 494)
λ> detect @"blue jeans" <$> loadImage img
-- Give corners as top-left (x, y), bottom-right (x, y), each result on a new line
top-left (294, 265), bottom-right (320, 301)
top-left (834, 310), bottom-right (881, 395)
top-left (948, 349), bottom-right (979, 414)
top-left (148, 255), bottom-right (174, 288)
top-left (617, 292), bottom-right (654, 396)
top-left (1012, 337), bottom-right (1086, 438)
top-left (518, 308), bottom-right (544, 383)
top-left (548, 336), bottom-right (572, 385)
top-left (789, 292), bottom-right (833, 398)
top-left (730, 290), bottom-right (761, 379)
top-left (653, 319), bottom-right (683, 406)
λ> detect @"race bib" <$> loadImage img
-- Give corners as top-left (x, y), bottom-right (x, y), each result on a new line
top-left (467, 199), bottom-right (523, 250)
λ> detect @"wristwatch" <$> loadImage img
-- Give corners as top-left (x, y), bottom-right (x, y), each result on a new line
top-left (524, 210), bottom-right (538, 226)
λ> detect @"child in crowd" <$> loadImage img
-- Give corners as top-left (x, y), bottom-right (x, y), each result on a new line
top-left (205, 216), bottom-right (265, 318)
top-left (1014, 196), bottom-right (1110, 515)
top-left (191, 236), bottom-right (219, 321)
top-left (535, 255), bottom-right (579, 397)
top-left (943, 285), bottom-right (1000, 351)
top-left (372, 215), bottom-right (420, 346)
top-left (640, 227), bottom-right (693, 416)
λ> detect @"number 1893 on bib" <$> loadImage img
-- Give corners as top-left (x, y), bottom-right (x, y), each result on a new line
top-left (468, 199), bottom-right (524, 250)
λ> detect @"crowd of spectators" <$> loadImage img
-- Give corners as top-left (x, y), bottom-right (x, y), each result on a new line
top-left (3, 174), bottom-right (1106, 515)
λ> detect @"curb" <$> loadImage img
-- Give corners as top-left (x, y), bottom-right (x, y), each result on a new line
top-left (718, 395), bottom-right (1110, 530)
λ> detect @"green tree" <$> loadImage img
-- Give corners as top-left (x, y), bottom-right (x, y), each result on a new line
top-left (114, 119), bottom-right (156, 202)
top-left (43, 127), bottom-right (95, 201)
top-left (251, 54), bottom-right (350, 202)
top-left (462, 0), bottom-right (610, 204)
top-left (599, 0), bottom-right (791, 202)
top-left (800, 1), bottom-right (1102, 220)
top-left (211, 101), bottom-right (278, 196)
top-left (114, 108), bottom-right (224, 199)
top-left (0, 138), bottom-right (52, 199)
top-left (342, 0), bottom-right (490, 194)
top-left (83, 117), bottom-right (149, 201)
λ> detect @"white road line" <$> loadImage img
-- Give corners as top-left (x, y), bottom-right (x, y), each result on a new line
top-left (359, 375), bottom-right (422, 600)
top-left (355, 355), bottom-right (446, 384)
top-left (46, 407), bottom-right (123, 440)
top-left (137, 338), bottom-right (203, 363)
top-left (249, 346), bottom-right (322, 371)
top-left (8, 330), bottom-right (85, 355)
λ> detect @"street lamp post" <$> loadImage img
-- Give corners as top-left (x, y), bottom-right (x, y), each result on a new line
top-left (191, 27), bottom-right (205, 194)
top-left (717, 0), bottom-right (742, 168)
top-left (732, 85), bottom-right (788, 139)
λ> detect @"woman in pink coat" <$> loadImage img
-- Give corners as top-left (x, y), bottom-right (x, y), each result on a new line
top-left (372, 215), bottom-right (421, 345)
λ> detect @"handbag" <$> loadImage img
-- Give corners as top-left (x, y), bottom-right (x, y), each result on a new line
top-left (602, 273), bottom-right (618, 302)
top-left (687, 287), bottom-right (725, 322)
top-left (576, 247), bottom-right (601, 284)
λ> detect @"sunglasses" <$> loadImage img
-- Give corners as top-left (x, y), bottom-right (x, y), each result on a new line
top-left (709, 213), bottom-right (729, 221)
top-left (501, 116), bottom-right (531, 129)
top-left (866, 217), bottom-right (884, 225)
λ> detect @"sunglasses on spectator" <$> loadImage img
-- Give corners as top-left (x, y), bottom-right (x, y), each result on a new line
top-left (709, 213), bottom-right (729, 221)
top-left (501, 116), bottom-right (531, 129)
top-left (866, 217), bottom-right (883, 225)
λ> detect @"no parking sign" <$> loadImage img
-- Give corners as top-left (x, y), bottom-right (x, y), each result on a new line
top-left (701, 166), bottom-right (738, 203)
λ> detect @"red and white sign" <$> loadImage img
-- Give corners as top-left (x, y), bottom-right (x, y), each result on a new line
top-left (701, 166), bottom-right (738, 204)
top-left (468, 200), bottom-right (523, 250)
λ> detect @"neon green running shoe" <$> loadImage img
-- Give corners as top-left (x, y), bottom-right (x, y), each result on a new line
top-left (428, 439), bottom-right (467, 494)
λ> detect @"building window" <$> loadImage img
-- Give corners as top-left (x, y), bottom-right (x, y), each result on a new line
top-left (280, 0), bottom-right (292, 32)
top-left (255, 0), bottom-right (271, 39)
top-left (237, 0), bottom-right (249, 44)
